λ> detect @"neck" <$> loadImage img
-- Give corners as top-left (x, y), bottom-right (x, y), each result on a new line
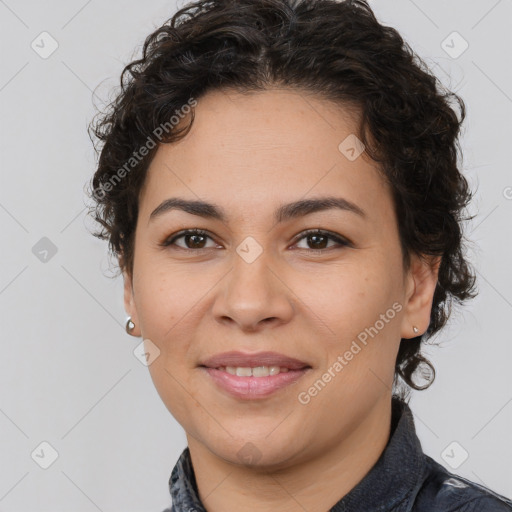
top-left (186, 395), bottom-right (393, 512)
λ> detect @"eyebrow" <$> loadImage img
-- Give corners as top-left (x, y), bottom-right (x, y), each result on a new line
top-left (148, 196), bottom-right (367, 225)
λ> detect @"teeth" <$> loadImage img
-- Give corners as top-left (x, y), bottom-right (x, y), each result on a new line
top-left (235, 367), bottom-right (252, 377)
top-left (220, 366), bottom-right (290, 377)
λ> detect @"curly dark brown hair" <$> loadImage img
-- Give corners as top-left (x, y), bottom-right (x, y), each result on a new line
top-left (87, 0), bottom-right (478, 397)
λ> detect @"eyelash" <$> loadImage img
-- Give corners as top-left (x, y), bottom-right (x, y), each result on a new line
top-left (160, 228), bottom-right (351, 252)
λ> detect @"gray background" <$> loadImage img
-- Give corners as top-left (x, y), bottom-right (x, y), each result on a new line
top-left (0, 0), bottom-right (511, 510)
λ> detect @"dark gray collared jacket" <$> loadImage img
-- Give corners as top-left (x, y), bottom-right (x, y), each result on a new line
top-left (163, 398), bottom-right (512, 511)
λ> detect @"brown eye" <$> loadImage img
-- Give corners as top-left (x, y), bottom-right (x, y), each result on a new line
top-left (294, 229), bottom-right (350, 251)
top-left (307, 233), bottom-right (329, 249)
top-left (161, 229), bottom-right (217, 250)
top-left (183, 233), bottom-right (208, 249)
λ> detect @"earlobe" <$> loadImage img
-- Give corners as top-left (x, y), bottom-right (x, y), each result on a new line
top-left (123, 270), bottom-right (141, 337)
top-left (400, 254), bottom-right (441, 339)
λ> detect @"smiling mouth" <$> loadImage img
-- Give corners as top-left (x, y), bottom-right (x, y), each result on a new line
top-left (198, 350), bottom-right (312, 398)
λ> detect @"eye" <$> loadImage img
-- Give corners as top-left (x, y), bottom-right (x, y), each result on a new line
top-left (292, 229), bottom-right (351, 251)
top-left (160, 229), bottom-right (219, 250)
top-left (160, 228), bottom-right (351, 252)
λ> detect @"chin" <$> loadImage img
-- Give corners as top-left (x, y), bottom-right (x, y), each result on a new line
top-left (207, 435), bottom-right (303, 470)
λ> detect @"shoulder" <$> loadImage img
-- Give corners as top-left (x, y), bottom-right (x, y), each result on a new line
top-left (411, 454), bottom-right (512, 511)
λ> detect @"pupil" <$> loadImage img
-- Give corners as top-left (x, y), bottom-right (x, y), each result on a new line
top-left (187, 234), bottom-right (205, 248)
top-left (309, 234), bottom-right (327, 249)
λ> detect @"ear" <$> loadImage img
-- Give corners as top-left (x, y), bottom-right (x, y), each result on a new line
top-left (400, 253), bottom-right (441, 339)
top-left (123, 270), bottom-right (141, 337)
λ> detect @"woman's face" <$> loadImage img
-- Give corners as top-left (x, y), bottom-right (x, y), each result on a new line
top-left (124, 88), bottom-right (439, 468)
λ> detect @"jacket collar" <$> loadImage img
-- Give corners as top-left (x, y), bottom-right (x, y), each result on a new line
top-left (169, 397), bottom-right (426, 511)
top-left (329, 397), bottom-right (427, 511)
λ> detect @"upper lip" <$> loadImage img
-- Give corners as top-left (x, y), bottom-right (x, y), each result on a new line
top-left (200, 351), bottom-right (311, 370)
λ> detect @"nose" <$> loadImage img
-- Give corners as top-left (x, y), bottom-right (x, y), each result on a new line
top-left (211, 249), bottom-right (295, 332)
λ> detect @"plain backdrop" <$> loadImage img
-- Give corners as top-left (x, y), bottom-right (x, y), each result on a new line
top-left (0, 0), bottom-right (511, 510)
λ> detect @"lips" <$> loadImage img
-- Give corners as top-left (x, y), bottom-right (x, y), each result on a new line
top-left (199, 350), bottom-right (311, 371)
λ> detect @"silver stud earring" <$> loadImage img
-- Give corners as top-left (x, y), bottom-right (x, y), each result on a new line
top-left (126, 318), bottom-right (136, 335)
top-left (413, 326), bottom-right (419, 334)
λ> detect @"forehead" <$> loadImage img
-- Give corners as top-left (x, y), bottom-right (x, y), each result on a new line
top-left (139, 88), bottom-right (393, 226)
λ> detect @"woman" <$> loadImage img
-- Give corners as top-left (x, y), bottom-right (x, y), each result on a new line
top-left (87, 0), bottom-right (512, 510)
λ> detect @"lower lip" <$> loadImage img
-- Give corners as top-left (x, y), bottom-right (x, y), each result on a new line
top-left (201, 367), bottom-right (310, 399)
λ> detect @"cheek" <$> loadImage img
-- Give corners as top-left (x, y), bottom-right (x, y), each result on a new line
top-left (134, 265), bottom-right (206, 338)
top-left (299, 261), bottom-right (402, 392)
top-left (136, 270), bottom-right (205, 423)
top-left (293, 259), bottom-right (400, 343)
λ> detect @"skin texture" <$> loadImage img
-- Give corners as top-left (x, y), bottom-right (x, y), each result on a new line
top-left (123, 88), bottom-right (440, 512)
